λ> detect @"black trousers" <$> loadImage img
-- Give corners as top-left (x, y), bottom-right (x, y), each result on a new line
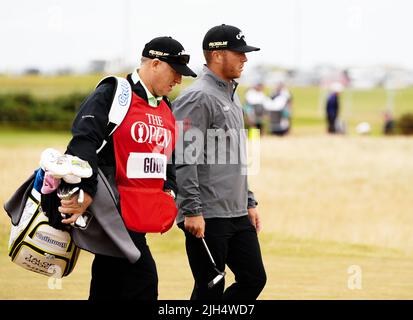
top-left (327, 115), bottom-right (337, 133)
top-left (179, 215), bottom-right (266, 300)
top-left (89, 232), bottom-right (158, 300)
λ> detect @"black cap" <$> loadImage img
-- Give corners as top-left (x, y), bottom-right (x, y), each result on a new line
top-left (202, 24), bottom-right (260, 53)
top-left (142, 36), bottom-right (197, 77)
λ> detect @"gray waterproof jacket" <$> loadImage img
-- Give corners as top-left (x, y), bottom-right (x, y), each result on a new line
top-left (172, 66), bottom-right (257, 224)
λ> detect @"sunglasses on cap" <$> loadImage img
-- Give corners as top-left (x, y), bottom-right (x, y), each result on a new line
top-left (157, 54), bottom-right (190, 65)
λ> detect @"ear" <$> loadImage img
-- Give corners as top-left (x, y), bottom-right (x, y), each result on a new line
top-left (212, 50), bottom-right (224, 64)
top-left (151, 58), bottom-right (161, 71)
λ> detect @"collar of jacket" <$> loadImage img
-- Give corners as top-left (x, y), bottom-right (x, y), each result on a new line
top-left (202, 65), bottom-right (239, 101)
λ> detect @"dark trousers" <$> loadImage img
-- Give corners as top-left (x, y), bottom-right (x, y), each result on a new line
top-left (89, 232), bottom-right (158, 300)
top-left (327, 115), bottom-right (337, 133)
top-left (179, 215), bottom-right (266, 300)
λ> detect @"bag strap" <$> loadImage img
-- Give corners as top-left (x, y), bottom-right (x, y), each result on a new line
top-left (96, 76), bottom-right (132, 154)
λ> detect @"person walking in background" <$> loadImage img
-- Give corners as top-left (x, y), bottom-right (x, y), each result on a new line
top-left (172, 24), bottom-right (266, 300)
top-left (59, 36), bottom-right (196, 300)
top-left (326, 82), bottom-right (343, 133)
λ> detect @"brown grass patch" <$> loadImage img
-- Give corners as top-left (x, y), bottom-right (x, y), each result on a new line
top-left (1, 134), bottom-right (413, 299)
top-left (249, 135), bottom-right (413, 252)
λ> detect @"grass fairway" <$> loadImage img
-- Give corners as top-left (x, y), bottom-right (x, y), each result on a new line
top-left (1, 230), bottom-right (413, 300)
top-left (0, 131), bottom-right (412, 299)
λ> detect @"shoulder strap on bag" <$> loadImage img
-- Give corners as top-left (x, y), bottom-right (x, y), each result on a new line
top-left (96, 76), bottom-right (132, 154)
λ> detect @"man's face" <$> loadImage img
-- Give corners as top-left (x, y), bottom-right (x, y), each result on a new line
top-left (221, 50), bottom-right (248, 80)
top-left (152, 60), bottom-right (182, 96)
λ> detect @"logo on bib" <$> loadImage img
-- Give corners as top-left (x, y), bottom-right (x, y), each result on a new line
top-left (130, 114), bottom-right (172, 149)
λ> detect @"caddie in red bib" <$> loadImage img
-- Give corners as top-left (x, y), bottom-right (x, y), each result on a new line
top-left (60, 36), bottom-right (197, 300)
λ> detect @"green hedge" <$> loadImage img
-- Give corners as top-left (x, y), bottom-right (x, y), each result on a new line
top-left (0, 91), bottom-right (182, 131)
top-left (397, 113), bottom-right (413, 135)
top-left (0, 92), bottom-right (87, 130)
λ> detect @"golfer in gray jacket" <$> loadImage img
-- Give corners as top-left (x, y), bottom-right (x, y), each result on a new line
top-left (173, 24), bottom-right (266, 300)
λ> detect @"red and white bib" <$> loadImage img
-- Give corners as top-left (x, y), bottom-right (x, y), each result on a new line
top-left (113, 93), bottom-right (177, 233)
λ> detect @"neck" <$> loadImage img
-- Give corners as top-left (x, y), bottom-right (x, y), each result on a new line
top-left (137, 69), bottom-right (156, 96)
top-left (207, 64), bottom-right (232, 82)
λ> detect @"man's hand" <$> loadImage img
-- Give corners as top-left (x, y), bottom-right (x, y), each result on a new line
top-left (248, 207), bottom-right (262, 233)
top-left (59, 191), bottom-right (93, 225)
top-left (164, 189), bottom-right (175, 199)
top-left (184, 215), bottom-right (205, 238)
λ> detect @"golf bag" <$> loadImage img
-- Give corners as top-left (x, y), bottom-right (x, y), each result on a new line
top-left (3, 76), bottom-right (132, 278)
top-left (5, 174), bottom-right (80, 278)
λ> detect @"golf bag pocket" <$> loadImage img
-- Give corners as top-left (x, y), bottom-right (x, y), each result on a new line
top-left (119, 187), bottom-right (177, 234)
top-left (7, 187), bottom-right (80, 278)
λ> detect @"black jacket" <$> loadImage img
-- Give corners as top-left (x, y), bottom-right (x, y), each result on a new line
top-left (60, 74), bottom-right (177, 262)
top-left (65, 73), bottom-right (177, 199)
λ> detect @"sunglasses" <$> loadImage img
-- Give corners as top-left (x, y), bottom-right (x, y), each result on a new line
top-left (158, 54), bottom-right (190, 65)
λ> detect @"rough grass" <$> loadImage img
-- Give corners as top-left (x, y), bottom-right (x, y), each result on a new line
top-left (249, 135), bottom-right (413, 253)
top-left (1, 132), bottom-right (413, 299)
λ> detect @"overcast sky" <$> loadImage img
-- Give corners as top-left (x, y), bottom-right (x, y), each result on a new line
top-left (0, 0), bottom-right (412, 73)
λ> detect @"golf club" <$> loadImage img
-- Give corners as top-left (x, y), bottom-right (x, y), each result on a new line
top-left (201, 237), bottom-right (226, 289)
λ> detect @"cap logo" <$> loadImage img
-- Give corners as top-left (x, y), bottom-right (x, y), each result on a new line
top-left (208, 41), bottom-right (228, 49)
top-left (236, 31), bottom-right (245, 40)
top-left (149, 49), bottom-right (170, 57)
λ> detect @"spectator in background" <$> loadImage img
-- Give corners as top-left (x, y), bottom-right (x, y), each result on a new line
top-left (383, 111), bottom-right (395, 135)
top-left (244, 83), bottom-right (267, 134)
top-left (326, 82), bottom-right (343, 133)
top-left (265, 82), bottom-right (292, 136)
